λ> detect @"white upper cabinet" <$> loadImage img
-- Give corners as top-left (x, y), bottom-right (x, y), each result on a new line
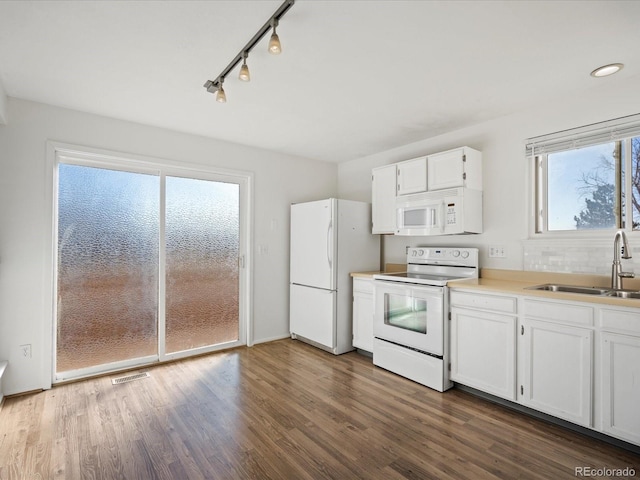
top-left (427, 147), bottom-right (482, 191)
top-left (371, 146), bottom-right (482, 236)
top-left (397, 156), bottom-right (427, 196)
top-left (371, 164), bottom-right (397, 234)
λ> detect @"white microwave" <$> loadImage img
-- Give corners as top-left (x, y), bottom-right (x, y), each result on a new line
top-left (395, 188), bottom-right (482, 236)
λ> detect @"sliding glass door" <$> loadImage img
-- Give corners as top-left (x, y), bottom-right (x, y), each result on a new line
top-left (56, 164), bottom-right (160, 373)
top-left (55, 159), bottom-right (246, 381)
top-left (164, 176), bottom-right (240, 353)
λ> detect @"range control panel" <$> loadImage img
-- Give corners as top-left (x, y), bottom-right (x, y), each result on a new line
top-left (405, 247), bottom-right (478, 267)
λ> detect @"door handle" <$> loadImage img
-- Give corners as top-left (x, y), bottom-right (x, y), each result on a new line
top-left (327, 220), bottom-right (333, 269)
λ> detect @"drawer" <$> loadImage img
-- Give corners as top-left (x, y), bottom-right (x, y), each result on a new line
top-left (353, 278), bottom-right (374, 295)
top-left (600, 307), bottom-right (640, 336)
top-left (523, 298), bottom-right (593, 327)
top-left (450, 291), bottom-right (517, 314)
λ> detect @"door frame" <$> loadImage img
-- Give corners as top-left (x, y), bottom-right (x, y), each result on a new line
top-left (45, 141), bottom-right (253, 386)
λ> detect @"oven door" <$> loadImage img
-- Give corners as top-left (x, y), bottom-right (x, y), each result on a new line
top-left (374, 281), bottom-right (444, 356)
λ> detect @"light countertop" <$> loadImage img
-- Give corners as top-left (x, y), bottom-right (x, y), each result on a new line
top-left (350, 263), bottom-right (405, 279)
top-left (351, 267), bottom-right (640, 307)
top-left (449, 269), bottom-right (640, 308)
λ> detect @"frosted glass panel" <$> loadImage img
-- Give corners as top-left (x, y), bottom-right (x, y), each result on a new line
top-left (165, 176), bottom-right (240, 353)
top-left (57, 164), bottom-right (159, 372)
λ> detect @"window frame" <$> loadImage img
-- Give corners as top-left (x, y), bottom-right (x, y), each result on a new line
top-left (528, 121), bottom-right (640, 239)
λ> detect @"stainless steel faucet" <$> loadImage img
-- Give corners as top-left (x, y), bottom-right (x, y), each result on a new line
top-left (611, 230), bottom-right (634, 290)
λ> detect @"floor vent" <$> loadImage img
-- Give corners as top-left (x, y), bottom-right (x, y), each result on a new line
top-left (111, 372), bottom-right (150, 385)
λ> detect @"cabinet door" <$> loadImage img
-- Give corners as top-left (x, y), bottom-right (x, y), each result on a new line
top-left (397, 157), bottom-right (427, 195)
top-left (353, 290), bottom-right (374, 352)
top-left (372, 164), bottom-right (397, 234)
top-left (601, 332), bottom-right (640, 445)
top-left (450, 307), bottom-right (516, 400)
top-left (521, 318), bottom-right (593, 427)
top-left (427, 148), bottom-right (464, 190)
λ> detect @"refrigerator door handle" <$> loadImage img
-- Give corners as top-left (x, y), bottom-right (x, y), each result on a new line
top-left (326, 220), bottom-right (333, 269)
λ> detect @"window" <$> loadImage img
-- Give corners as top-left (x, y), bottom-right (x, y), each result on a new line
top-left (529, 115), bottom-right (640, 234)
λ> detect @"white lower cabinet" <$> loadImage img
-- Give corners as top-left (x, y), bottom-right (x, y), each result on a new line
top-left (450, 291), bottom-right (517, 400)
top-left (352, 277), bottom-right (374, 352)
top-left (521, 298), bottom-right (594, 427)
top-left (600, 308), bottom-right (640, 445)
top-left (521, 318), bottom-right (593, 427)
top-left (450, 290), bottom-right (640, 446)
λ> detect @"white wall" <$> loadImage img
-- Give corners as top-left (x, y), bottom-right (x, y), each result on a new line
top-left (338, 74), bottom-right (640, 271)
top-left (0, 81), bottom-right (6, 125)
top-left (0, 98), bottom-right (337, 395)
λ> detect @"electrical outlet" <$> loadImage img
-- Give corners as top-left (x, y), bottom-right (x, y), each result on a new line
top-left (20, 344), bottom-right (32, 358)
top-left (489, 245), bottom-right (506, 258)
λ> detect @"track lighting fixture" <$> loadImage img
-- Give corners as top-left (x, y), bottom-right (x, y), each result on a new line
top-left (239, 53), bottom-right (250, 82)
top-left (216, 80), bottom-right (226, 103)
top-left (203, 0), bottom-right (295, 103)
top-left (268, 19), bottom-right (282, 55)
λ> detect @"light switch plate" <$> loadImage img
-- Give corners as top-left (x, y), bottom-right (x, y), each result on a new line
top-left (489, 245), bottom-right (506, 258)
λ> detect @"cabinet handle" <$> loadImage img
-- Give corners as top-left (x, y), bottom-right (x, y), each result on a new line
top-left (521, 325), bottom-right (524, 335)
top-left (520, 385), bottom-right (524, 395)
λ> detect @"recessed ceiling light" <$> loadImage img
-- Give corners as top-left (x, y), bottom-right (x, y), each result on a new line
top-left (590, 63), bottom-right (624, 78)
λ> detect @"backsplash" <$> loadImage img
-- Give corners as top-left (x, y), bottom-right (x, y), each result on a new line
top-left (523, 240), bottom-right (640, 276)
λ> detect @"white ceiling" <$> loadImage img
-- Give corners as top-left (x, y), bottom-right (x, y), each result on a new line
top-left (1, 0), bottom-right (639, 163)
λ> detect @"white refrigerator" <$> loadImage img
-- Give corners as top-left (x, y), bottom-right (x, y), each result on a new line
top-left (290, 198), bottom-right (380, 354)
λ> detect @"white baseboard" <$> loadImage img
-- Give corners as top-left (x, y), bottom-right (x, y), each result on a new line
top-left (252, 334), bottom-right (291, 345)
top-left (0, 360), bottom-right (7, 408)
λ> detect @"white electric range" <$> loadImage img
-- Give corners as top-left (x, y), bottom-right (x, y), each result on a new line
top-left (372, 247), bottom-right (479, 391)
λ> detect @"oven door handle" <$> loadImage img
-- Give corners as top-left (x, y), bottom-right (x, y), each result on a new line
top-left (374, 280), bottom-right (446, 295)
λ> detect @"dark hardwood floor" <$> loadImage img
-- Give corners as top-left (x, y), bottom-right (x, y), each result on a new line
top-left (1, 339), bottom-right (638, 479)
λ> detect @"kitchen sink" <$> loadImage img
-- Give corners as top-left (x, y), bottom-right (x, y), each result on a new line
top-left (525, 284), bottom-right (612, 295)
top-left (526, 283), bottom-right (640, 299)
top-left (607, 290), bottom-right (640, 299)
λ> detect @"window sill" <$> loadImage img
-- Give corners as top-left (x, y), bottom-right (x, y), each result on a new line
top-left (524, 232), bottom-right (640, 248)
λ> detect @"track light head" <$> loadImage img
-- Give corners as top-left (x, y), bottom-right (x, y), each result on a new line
top-left (216, 80), bottom-right (227, 103)
top-left (239, 53), bottom-right (251, 81)
top-left (269, 19), bottom-right (282, 55)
